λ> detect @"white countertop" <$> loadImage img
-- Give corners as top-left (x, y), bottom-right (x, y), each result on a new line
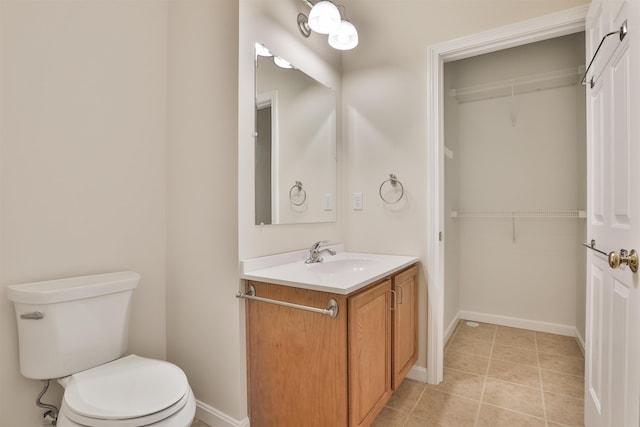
top-left (240, 244), bottom-right (419, 295)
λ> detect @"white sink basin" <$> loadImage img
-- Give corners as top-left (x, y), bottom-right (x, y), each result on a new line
top-left (307, 258), bottom-right (378, 275)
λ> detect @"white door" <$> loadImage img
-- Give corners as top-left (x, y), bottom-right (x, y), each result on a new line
top-left (585, 1), bottom-right (640, 426)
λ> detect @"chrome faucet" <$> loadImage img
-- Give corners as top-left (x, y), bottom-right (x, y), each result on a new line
top-left (305, 240), bottom-right (336, 264)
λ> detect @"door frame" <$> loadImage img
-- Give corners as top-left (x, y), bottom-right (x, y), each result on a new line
top-left (425, 5), bottom-right (588, 384)
top-left (256, 90), bottom-right (280, 223)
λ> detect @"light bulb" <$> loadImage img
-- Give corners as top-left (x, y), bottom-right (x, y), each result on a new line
top-left (328, 20), bottom-right (358, 50)
top-left (308, 1), bottom-right (341, 35)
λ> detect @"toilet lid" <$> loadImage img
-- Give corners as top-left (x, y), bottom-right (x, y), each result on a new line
top-left (63, 355), bottom-right (189, 420)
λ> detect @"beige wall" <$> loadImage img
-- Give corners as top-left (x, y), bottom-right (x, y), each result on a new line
top-left (0, 0), bottom-right (168, 424)
top-left (166, 0), bottom-right (245, 422)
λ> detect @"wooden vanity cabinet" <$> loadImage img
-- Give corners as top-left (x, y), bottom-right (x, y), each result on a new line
top-left (245, 264), bottom-right (418, 427)
top-left (392, 265), bottom-right (419, 390)
top-left (245, 282), bottom-right (349, 427)
top-left (348, 279), bottom-right (392, 427)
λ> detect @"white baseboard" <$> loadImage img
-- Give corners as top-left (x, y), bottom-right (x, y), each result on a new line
top-left (444, 311), bottom-right (462, 345)
top-left (195, 400), bottom-right (250, 427)
top-left (459, 310), bottom-right (577, 337)
top-left (406, 364), bottom-right (428, 383)
top-left (575, 327), bottom-right (586, 356)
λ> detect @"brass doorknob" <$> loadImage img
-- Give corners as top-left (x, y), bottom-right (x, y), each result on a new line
top-left (608, 249), bottom-right (638, 273)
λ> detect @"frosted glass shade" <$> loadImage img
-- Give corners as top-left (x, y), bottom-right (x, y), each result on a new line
top-left (255, 43), bottom-right (272, 57)
top-left (273, 56), bottom-right (293, 69)
top-left (328, 20), bottom-right (358, 50)
top-left (308, 1), bottom-right (341, 35)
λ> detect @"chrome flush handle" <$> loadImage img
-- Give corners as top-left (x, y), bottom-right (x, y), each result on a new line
top-left (20, 311), bottom-right (44, 320)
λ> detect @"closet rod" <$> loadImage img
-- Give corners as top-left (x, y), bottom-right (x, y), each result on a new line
top-left (236, 284), bottom-right (339, 318)
top-left (450, 66), bottom-right (584, 104)
top-left (450, 210), bottom-right (586, 219)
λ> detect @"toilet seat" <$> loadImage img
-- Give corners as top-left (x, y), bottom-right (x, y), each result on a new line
top-left (60, 355), bottom-right (190, 427)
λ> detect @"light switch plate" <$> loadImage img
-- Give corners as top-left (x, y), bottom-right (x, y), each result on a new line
top-left (323, 194), bottom-right (333, 211)
top-left (353, 192), bottom-right (363, 210)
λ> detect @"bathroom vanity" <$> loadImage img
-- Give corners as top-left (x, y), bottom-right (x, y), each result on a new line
top-left (240, 247), bottom-right (419, 427)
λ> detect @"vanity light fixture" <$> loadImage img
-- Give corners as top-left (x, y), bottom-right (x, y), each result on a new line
top-left (273, 56), bottom-right (293, 69)
top-left (255, 43), bottom-right (272, 57)
top-left (297, 13), bottom-right (313, 38)
top-left (298, 0), bottom-right (358, 51)
top-left (255, 43), bottom-right (295, 69)
top-left (328, 19), bottom-right (358, 50)
top-left (308, 1), bottom-right (341, 34)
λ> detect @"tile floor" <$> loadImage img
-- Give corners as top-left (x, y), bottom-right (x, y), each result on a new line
top-left (373, 320), bottom-right (585, 426)
top-left (191, 320), bottom-right (585, 427)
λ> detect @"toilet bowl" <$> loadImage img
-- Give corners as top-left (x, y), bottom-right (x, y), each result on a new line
top-left (56, 355), bottom-right (196, 427)
top-left (7, 272), bottom-right (196, 427)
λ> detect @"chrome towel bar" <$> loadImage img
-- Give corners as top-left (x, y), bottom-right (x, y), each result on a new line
top-left (581, 20), bottom-right (627, 88)
top-left (582, 239), bottom-right (608, 256)
top-left (236, 284), bottom-right (339, 318)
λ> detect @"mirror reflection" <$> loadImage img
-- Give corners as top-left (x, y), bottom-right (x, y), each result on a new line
top-left (254, 44), bottom-right (337, 225)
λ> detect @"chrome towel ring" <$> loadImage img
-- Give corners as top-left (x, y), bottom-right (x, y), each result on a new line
top-left (379, 173), bottom-right (404, 204)
top-left (289, 181), bottom-right (307, 206)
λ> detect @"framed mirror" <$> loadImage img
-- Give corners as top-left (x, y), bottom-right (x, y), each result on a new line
top-left (254, 43), bottom-right (337, 225)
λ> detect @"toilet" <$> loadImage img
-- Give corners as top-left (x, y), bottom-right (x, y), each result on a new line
top-left (7, 271), bottom-right (196, 427)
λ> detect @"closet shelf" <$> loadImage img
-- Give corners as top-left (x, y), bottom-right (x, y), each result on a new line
top-left (450, 210), bottom-right (587, 219)
top-left (449, 66), bottom-right (585, 104)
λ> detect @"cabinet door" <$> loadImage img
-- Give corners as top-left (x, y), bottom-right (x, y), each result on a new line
top-left (246, 281), bottom-right (348, 427)
top-left (348, 279), bottom-right (392, 427)
top-left (392, 265), bottom-right (419, 390)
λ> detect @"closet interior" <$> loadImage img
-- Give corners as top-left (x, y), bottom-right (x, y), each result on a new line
top-left (443, 33), bottom-right (587, 345)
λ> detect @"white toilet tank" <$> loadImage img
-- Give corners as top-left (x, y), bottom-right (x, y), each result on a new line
top-left (7, 271), bottom-right (140, 380)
